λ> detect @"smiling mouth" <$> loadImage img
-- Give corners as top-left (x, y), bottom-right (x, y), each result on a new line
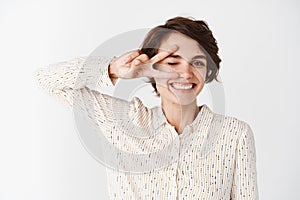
top-left (170, 82), bottom-right (195, 90)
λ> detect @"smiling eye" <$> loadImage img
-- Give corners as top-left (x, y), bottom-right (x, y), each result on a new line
top-left (168, 62), bottom-right (178, 66)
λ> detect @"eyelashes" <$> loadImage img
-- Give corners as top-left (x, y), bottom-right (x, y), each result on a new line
top-left (167, 61), bottom-right (206, 68)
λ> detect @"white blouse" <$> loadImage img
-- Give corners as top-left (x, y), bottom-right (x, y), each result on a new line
top-left (34, 56), bottom-right (259, 199)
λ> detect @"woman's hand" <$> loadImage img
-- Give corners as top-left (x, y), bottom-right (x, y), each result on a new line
top-left (108, 45), bottom-right (179, 79)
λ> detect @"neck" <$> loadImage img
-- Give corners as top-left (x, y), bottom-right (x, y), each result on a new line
top-left (161, 100), bottom-right (199, 134)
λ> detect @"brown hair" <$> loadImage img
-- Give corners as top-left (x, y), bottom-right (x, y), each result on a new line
top-left (140, 16), bottom-right (221, 95)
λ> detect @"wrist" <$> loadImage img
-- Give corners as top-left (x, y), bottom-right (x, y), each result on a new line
top-left (108, 57), bottom-right (118, 78)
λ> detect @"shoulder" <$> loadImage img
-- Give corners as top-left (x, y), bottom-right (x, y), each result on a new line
top-left (205, 105), bottom-right (251, 132)
top-left (205, 105), bottom-right (253, 144)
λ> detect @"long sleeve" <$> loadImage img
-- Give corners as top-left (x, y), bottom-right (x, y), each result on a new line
top-left (230, 124), bottom-right (259, 200)
top-left (33, 56), bottom-right (137, 135)
top-left (33, 56), bottom-right (115, 109)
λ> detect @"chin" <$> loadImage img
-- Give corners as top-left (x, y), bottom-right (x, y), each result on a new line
top-left (161, 94), bottom-right (197, 107)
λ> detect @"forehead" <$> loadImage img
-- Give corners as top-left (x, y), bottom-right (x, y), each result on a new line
top-left (158, 32), bottom-right (206, 58)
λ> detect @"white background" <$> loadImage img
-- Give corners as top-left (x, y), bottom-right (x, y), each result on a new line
top-left (0, 0), bottom-right (299, 199)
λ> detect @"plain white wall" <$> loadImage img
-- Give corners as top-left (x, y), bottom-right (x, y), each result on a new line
top-left (0, 0), bottom-right (299, 199)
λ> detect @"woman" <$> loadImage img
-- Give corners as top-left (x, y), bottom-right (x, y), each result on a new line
top-left (35, 17), bottom-right (258, 199)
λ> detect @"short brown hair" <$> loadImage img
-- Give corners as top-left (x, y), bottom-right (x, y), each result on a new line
top-left (140, 16), bottom-right (221, 95)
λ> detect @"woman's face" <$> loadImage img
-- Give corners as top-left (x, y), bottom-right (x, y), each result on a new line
top-left (154, 32), bottom-right (207, 106)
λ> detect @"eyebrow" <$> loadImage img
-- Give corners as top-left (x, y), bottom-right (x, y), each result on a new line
top-left (167, 54), bottom-right (207, 59)
top-left (193, 55), bottom-right (207, 59)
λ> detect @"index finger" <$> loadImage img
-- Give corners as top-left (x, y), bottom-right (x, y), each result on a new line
top-left (119, 50), bottom-right (141, 64)
top-left (150, 45), bottom-right (178, 64)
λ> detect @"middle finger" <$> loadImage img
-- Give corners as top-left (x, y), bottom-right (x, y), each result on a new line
top-left (150, 45), bottom-right (178, 64)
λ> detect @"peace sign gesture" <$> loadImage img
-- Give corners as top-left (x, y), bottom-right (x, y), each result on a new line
top-left (108, 45), bottom-right (179, 79)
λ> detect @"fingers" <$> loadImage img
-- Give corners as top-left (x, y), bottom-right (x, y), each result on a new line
top-left (120, 50), bottom-right (140, 64)
top-left (111, 46), bottom-right (179, 79)
top-left (145, 63), bottom-right (179, 79)
top-left (133, 54), bottom-right (149, 65)
top-left (149, 69), bottom-right (179, 79)
top-left (150, 45), bottom-right (178, 64)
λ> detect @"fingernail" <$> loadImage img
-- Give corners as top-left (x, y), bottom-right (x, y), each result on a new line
top-left (134, 59), bottom-right (141, 65)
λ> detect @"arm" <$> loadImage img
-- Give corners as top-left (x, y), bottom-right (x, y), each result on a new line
top-left (33, 46), bottom-right (179, 109)
top-left (34, 55), bottom-right (132, 137)
top-left (33, 56), bottom-right (116, 109)
top-left (230, 124), bottom-right (259, 200)
top-left (33, 48), bottom-right (179, 137)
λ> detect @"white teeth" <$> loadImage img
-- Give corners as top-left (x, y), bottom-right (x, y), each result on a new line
top-left (171, 83), bottom-right (193, 90)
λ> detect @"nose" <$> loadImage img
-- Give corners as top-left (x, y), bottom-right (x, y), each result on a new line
top-left (177, 60), bottom-right (193, 79)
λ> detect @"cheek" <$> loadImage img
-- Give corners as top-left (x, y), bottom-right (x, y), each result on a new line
top-left (194, 67), bottom-right (207, 82)
top-left (156, 81), bottom-right (169, 96)
top-left (154, 78), bottom-right (169, 89)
